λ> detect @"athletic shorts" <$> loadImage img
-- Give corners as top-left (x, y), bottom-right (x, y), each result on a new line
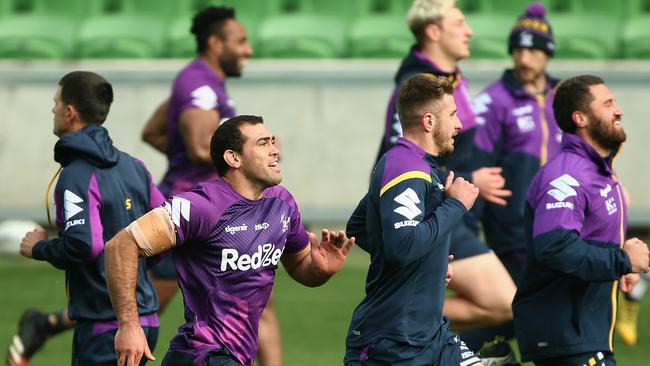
top-left (344, 322), bottom-right (482, 366)
top-left (162, 349), bottom-right (244, 366)
top-left (449, 220), bottom-right (490, 260)
top-left (533, 351), bottom-right (615, 366)
top-left (71, 321), bottom-right (158, 366)
top-left (150, 252), bottom-right (178, 280)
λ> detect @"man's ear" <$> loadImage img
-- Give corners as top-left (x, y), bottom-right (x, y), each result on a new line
top-left (424, 23), bottom-right (441, 43)
top-left (207, 34), bottom-right (223, 54)
top-left (223, 150), bottom-right (241, 169)
top-left (572, 110), bottom-right (589, 129)
top-left (422, 112), bottom-right (436, 133)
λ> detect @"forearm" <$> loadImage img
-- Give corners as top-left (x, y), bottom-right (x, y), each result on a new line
top-left (32, 237), bottom-right (90, 269)
top-left (285, 255), bottom-right (331, 287)
top-left (535, 230), bottom-right (632, 281)
top-left (105, 230), bottom-right (141, 325)
top-left (384, 198), bottom-right (466, 266)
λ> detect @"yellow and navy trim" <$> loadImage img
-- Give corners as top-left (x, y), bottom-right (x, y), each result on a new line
top-left (380, 171), bottom-right (431, 197)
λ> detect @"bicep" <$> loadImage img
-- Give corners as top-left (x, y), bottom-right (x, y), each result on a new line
top-left (179, 108), bottom-right (220, 160)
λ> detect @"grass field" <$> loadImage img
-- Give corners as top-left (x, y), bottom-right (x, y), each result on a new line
top-left (2, 250), bottom-right (649, 366)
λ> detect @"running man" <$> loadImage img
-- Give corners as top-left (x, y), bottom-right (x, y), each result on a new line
top-left (10, 71), bottom-right (161, 366)
top-left (345, 74), bottom-right (482, 366)
top-left (105, 115), bottom-right (355, 366)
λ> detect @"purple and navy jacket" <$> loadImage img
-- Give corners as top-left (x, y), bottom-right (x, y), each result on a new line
top-left (513, 134), bottom-right (631, 361)
top-left (164, 180), bottom-right (308, 366)
top-left (33, 125), bottom-right (161, 328)
top-left (346, 138), bottom-right (467, 352)
top-left (472, 69), bottom-right (561, 255)
top-left (379, 46), bottom-right (477, 183)
top-left (159, 58), bottom-right (236, 196)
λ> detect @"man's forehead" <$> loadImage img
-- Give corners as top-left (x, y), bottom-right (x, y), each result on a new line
top-left (589, 84), bottom-right (614, 102)
top-left (241, 123), bottom-right (272, 140)
top-left (223, 19), bottom-right (246, 39)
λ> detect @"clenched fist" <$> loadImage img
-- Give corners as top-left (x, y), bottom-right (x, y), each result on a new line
top-left (444, 171), bottom-right (479, 211)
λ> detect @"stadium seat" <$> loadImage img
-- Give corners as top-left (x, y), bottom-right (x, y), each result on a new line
top-left (167, 0), bottom-right (261, 59)
top-left (466, 14), bottom-right (513, 59)
top-left (257, 0), bottom-right (352, 58)
top-left (0, 0), bottom-right (86, 59)
top-left (76, 0), bottom-right (174, 58)
top-left (257, 14), bottom-right (345, 58)
top-left (621, 16), bottom-right (650, 59)
top-left (347, 15), bottom-right (412, 58)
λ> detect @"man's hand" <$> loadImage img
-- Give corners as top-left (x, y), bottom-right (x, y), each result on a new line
top-left (445, 171), bottom-right (479, 210)
top-left (309, 229), bottom-right (355, 277)
top-left (620, 273), bottom-right (640, 294)
top-left (20, 225), bottom-right (48, 258)
top-left (471, 167), bottom-right (512, 206)
top-left (446, 255), bottom-right (454, 287)
top-left (115, 322), bottom-right (155, 366)
top-left (623, 237), bottom-right (650, 273)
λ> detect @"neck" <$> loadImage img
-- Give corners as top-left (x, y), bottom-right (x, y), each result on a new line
top-left (221, 173), bottom-right (265, 201)
top-left (419, 43), bottom-right (457, 74)
top-left (403, 131), bottom-right (439, 156)
top-left (575, 130), bottom-right (611, 158)
top-left (518, 73), bottom-right (547, 95)
top-left (200, 54), bottom-right (225, 80)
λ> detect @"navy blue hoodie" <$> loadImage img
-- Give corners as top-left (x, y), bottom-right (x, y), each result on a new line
top-left (33, 125), bottom-right (162, 322)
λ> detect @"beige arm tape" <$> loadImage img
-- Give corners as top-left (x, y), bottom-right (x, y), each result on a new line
top-left (125, 207), bottom-right (177, 257)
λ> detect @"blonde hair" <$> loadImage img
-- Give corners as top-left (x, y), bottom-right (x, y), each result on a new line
top-left (407, 0), bottom-right (456, 42)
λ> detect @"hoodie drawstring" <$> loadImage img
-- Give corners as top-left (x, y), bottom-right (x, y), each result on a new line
top-left (45, 166), bottom-right (63, 229)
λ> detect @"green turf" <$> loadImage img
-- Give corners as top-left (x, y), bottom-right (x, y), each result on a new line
top-left (1, 252), bottom-right (649, 366)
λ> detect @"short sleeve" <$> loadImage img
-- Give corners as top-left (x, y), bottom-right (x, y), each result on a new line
top-left (163, 191), bottom-right (215, 246)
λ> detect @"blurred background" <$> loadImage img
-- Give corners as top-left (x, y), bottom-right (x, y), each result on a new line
top-left (0, 0), bottom-right (649, 365)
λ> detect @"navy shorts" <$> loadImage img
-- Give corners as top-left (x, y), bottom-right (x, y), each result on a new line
top-left (534, 351), bottom-right (615, 366)
top-left (71, 322), bottom-right (158, 366)
top-left (150, 252), bottom-right (178, 280)
top-left (449, 220), bottom-right (490, 260)
top-left (162, 349), bottom-right (244, 366)
top-left (344, 322), bottom-right (481, 366)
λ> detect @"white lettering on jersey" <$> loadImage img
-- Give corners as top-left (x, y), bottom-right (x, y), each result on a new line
top-left (516, 115), bottom-right (535, 133)
top-left (65, 218), bottom-right (85, 230)
top-left (280, 214), bottom-right (290, 233)
top-left (225, 224), bottom-right (248, 235)
top-left (190, 85), bottom-right (218, 110)
top-left (547, 174), bottom-right (579, 202)
top-left (164, 197), bottom-right (191, 227)
top-left (220, 243), bottom-right (284, 271)
top-left (64, 190), bottom-right (84, 221)
top-left (512, 104), bottom-right (534, 117)
top-left (605, 197), bottom-right (618, 215)
top-left (472, 93), bottom-right (492, 119)
top-left (394, 188), bottom-right (422, 220)
top-left (393, 188), bottom-right (422, 229)
top-left (600, 184), bottom-right (612, 198)
top-left (255, 222), bottom-right (270, 231)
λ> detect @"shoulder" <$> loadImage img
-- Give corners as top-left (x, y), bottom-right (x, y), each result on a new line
top-left (528, 152), bottom-right (591, 203)
top-left (377, 147), bottom-right (432, 196)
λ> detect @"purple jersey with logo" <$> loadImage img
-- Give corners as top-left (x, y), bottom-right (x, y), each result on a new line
top-left (163, 179), bottom-right (308, 366)
top-left (513, 133), bottom-right (630, 361)
top-left (471, 70), bottom-right (561, 255)
top-left (159, 59), bottom-right (236, 196)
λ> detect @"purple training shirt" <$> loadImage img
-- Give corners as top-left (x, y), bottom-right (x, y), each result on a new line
top-left (164, 179), bottom-right (309, 366)
top-left (160, 59), bottom-right (236, 196)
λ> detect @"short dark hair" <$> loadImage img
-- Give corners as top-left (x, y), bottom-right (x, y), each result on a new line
top-left (210, 115), bottom-right (264, 176)
top-left (191, 6), bottom-right (236, 54)
top-left (58, 71), bottom-right (113, 125)
top-left (396, 73), bottom-right (454, 131)
top-left (553, 75), bottom-right (605, 134)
